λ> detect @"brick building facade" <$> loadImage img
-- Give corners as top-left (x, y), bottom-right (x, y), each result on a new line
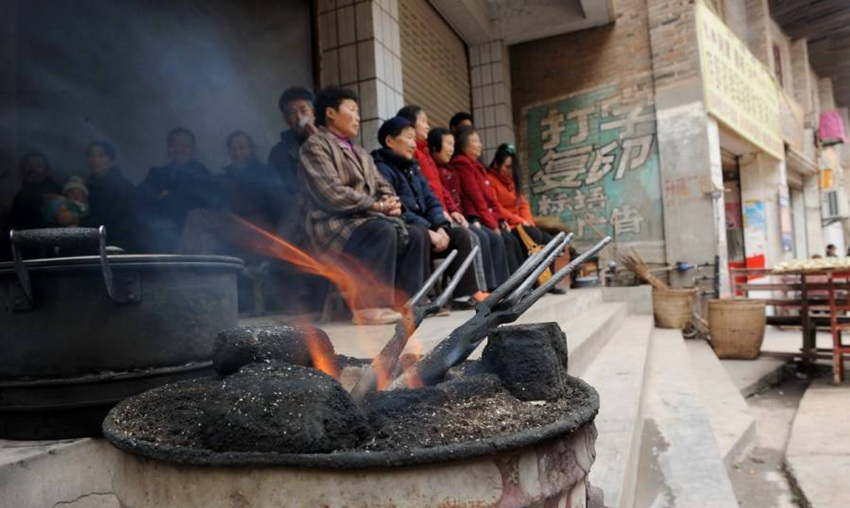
top-left (309, 0), bottom-right (849, 291)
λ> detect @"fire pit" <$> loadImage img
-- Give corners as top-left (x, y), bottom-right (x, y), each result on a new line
top-left (103, 236), bottom-right (611, 507)
top-left (104, 335), bottom-right (601, 507)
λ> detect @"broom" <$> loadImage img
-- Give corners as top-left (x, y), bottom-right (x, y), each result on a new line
top-left (617, 248), bottom-right (670, 290)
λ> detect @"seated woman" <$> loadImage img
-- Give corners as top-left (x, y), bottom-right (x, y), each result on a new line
top-left (11, 152), bottom-right (62, 231)
top-left (397, 105), bottom-right (495, 293)
top-left (428, 127), bottom-right (511, 289)
top-left (487, 143), bottom-right (553, 254)
top-left (448, 126), bottom-right (525, 273)
top-left (82, 141), bottom-right (138, 251)
top-left (299, 87), bottom-right (428, 325)
top-left (372, 116), bottom-right (486, 305)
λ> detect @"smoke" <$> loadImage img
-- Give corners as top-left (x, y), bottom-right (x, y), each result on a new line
top-left (12, 0), bottom-right (313, 183)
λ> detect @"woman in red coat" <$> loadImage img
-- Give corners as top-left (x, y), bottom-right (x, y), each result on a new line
top-left (448, 126), bottom-right (524, 272)
top-left (429, 127), bottom-right (510, 288)
top-left (487, 143), bottom-right (553, 255)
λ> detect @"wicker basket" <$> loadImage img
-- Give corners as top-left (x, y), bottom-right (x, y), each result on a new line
top-left (652, 288), bottom-right (697, 329)
top-left (708, 299), bottom-right (766, 360)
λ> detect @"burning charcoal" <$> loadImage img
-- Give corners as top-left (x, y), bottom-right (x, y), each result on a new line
top-left (362, 385), bottom-right (449, 428)
top-left (362, 374), bottom-right (505, 429)
top-left (335, 355), bottom-right (371, 392)
top-left (443, 360), bottom-right (492, 381)
top-left (200, 362), bottom-right (369, 454)
top-left (482, 322), bottom-right (569, 401)
top-left (437, 373), bottom-right (504, 401)
top-left (212, 325), bottom-right (335, 376)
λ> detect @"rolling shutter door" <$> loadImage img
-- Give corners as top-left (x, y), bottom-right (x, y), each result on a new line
top-left (399, 0), bottom-right (471, 127)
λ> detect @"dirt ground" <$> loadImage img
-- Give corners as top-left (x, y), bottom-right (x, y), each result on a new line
top-left (728, 373), bottom-right (809, 508)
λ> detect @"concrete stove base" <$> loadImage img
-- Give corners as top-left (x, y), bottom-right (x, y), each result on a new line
top-left (113, 424), bottom-right (602, 508)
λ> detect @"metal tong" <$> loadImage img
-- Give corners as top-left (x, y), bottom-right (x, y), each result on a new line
top-left (387, 234), bottom-right (612, 390)
top-left (350, 245), bottom-right (480, 403)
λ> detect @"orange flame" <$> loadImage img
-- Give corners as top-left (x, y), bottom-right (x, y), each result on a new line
top-left (234, 216), bottom-right (406, 313)
top-left (302, 325), bottom-right (339, 379)
top-left (403, 337), bottom-right (425, 390)
top-left (231, 216), bottom-right (426, 390)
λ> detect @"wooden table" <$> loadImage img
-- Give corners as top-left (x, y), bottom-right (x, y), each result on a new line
top-left (732, 267), bottom-right (850, 383)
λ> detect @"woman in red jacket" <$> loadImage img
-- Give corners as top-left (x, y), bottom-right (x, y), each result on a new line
top-left (448, 126), bottom-right (524, 272)
top-left (487, 143), bottom-right (553, 256)
top-left (429, 127), bottom-right (510, 288)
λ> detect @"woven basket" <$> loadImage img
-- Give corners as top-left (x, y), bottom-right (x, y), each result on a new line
top-left (708, 299), bottom-right (766, 360)
top-left (652, 288), bottom-right (696, 329)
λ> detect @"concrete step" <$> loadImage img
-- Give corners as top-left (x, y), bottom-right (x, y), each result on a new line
top-left (560, 301), bottom-right (629, 377)
top-left (634, 328), bottom-right (739, 508)
top-left (685, 339), bottom-right (756, 467)
top-left (583, 315), bottom-right (654, 508)
top-left (0, 438), bottom-right (119, 507)
top-left (283, 288), bottom-right (607, 359)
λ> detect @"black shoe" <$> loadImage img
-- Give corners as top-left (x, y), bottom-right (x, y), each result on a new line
top-left (547, 287), bottom-right (567, 295)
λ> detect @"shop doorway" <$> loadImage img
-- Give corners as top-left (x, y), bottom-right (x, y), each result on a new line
top-left (722, 150), bottom-right (746, 272)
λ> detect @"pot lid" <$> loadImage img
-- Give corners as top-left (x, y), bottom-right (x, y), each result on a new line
top-left (0, 254), bottom-right (246, 271)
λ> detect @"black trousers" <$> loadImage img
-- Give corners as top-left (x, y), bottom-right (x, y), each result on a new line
top-left (471, 226), bottom-right (510, 288)
top-left (342, 219), bottom-right (428, 308)
top-left (434, 227), bottom-right (481, 297)
top-left (501, 230), bottom-right (524, 273)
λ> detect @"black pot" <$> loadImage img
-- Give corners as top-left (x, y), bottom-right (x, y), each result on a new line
top-left (0, 227), bottom-right (244, 439)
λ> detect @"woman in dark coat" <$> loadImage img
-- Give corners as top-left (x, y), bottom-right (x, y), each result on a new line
top-left (82, 141), bottom-right (138, 251)
top-left (373, 117), bottom-right (485, 302)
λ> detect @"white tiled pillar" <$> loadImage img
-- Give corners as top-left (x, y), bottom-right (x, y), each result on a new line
top-left (469, 40), bottom-right (515, 164)
top-left (316, 0), bottom-right (403, 151)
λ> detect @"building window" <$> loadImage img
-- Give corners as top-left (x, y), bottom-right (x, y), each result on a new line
top-left (773, 43), bottom-right (784, 87)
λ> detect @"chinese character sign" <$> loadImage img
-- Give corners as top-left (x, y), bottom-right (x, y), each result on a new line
top-left (695, 1), bottom-right (783, 160)
top-left (525, 85), bottom-right (664, 243)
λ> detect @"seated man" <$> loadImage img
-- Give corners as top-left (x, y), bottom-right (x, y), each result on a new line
top-left (11, 151), bottom-right (62, 231)
top-left (135, 127), bottom-right (223, 253)
top-left (298, 87), bottom-right (428, 325)
top-left (268, 86), bottom-right (318, 243)
top-left (449, 111), bottom-right (474, 137)
top-left (178, 130), bottom-right (284, 259)
top-left (372, 116), bottom-right (486, 305)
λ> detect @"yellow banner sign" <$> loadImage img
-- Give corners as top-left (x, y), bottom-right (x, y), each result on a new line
top-left (696, 2), bottom-right (784, 161)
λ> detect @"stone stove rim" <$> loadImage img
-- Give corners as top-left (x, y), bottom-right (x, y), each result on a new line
top-left (102, 376), bottom-right (598, 470)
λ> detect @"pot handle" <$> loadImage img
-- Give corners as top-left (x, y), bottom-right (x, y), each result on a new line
top-left (9, 226), bottom-right (138, 305)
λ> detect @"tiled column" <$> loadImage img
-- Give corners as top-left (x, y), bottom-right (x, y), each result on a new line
top-left (469, 40), bottom-right (515, 164)
top-left (316, 0), bottom-right (404, 151)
